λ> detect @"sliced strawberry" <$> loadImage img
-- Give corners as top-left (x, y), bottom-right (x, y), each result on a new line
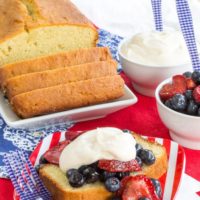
top-left (172, 75), bottom-right (186, 85)
top-left (116, 176), bottom-right (133, 196)
top-left (122, 175), bottom-right (160, 200)
top-left (159, 76), bottom-right (187, 101)
top-left (65, 130), bottom-right (84, 141)
top-left (193, 86), bottom-right (200, 103)
top-left (98, 159), bottom-right (141, 172)
top-left (159, 83), bottom-right (175, 100)
top-left (186, 78), bottom-right (196, 90)
top-left (43, 140), bottom-right (70, 164)
top-left (172, 75), bottom-right (187, 93)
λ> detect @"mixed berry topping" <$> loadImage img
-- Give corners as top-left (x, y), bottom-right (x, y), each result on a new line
top-left (40, 131), bottom-right (160, 200)
top-left (159, 70), bottom-right (200, 116)
top-left (62, 142), bottom-right (160, 200)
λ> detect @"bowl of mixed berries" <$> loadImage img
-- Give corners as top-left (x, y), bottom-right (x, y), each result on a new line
top-left (155, 70), bottom-right (200, 150)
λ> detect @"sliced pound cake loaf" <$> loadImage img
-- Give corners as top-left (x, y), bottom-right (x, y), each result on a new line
top-left (11, 75), bottom-right (125, 118)
top-left (0, 0), bottom-right (98, 66)
top-left (0, 47), bottom-right (112, 89)
top-left (5, 60), bottom-right (117, 99)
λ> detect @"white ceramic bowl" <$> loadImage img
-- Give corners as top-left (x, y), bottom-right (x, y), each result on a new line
top-left (155, 78), bottom-right (200, 150)
top-left (118, 36), bottom-right (192, 97)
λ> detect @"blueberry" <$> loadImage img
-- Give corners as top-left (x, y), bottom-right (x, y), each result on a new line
top-left (197, 107), bottom-right (200, 116)
top-left (89, 161), bottom-right (99, 171)
top-left (68, 171), bottom-right (85, 187)
top-left (164, 99), bottom-right (173, 109)
top-left (66, 168), bottom-right (79, 179)
top-left (122, 129), bottom-right (131, 134)
top-left (82, 167), bottom-right (99, 183)
top-left (104, 177), bottom-right (121, 192)
top-left (171, 94), bottom-right (187, 111)
top-left (183, 71), bottom-right (192, 78)
top-left (100, 171), bottom-right (116, 182)
top-left (110, 196), bottom-right (122, 200)
top-left (137, 149), bottom-right (156, 165)
top-left (39, 156), bottom-right (49, 164)
top-left (192, 70), bottom-right (200, 84)
top-left (186, 100), bottom-right (198, 115)
top-left (117, 171), bottom-right (130, 180)
top-left (135, 143), bottom-right (143, 154)
top-left (138, 197), bottom-right (150, 200)
top-left (151, 178), bottom-right (162, 198)
top-left (35, 165), bottom-right (40, 174)
top-left (78, 165), bottom-right (88, 174)
top-left (185, 90), bottom-right (193, 100)
top-left (136, 156), bottom-right (143, 167)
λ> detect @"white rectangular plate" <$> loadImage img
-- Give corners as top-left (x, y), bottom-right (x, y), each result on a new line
top-left (0, 85), bottom-right (137, 129)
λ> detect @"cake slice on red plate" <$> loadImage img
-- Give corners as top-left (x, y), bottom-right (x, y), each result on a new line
top-left (38, 127), bottom-right (168, 200)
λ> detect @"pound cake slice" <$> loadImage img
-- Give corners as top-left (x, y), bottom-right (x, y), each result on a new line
top-left (0, 47), bottom-right (112, 89)
top-left (39, 131), bottom-right (168, 200)
top-left (5, 60), bottom-right (117, 99)
top-left (0, 0), bottom-right (98, 66)
top-left (11, 75), bottom-right (124, 118)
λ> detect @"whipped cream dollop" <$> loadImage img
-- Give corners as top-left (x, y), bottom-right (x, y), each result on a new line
top-left (59, 127), bottom-right (136, 172)
top-left (121, 30), bottom-right (198, 66)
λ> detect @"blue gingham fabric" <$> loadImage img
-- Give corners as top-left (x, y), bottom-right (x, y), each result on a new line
top-left (4, 150), bottom-right (51, 200)
top-left (176, 0), bottom-right (200, 71)
top-left (151, 0), bottom-right (163, 31)
top-left (0, 29), bottom-right (123, 178)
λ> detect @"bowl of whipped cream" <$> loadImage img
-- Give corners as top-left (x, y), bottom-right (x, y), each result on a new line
top-left (118, 30), bottom-right (195, 97)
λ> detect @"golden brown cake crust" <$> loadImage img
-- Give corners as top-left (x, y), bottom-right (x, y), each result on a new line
top-left (132, 133), bottom-right (168, 179)
top-left (5, 60), bottom-right (117, 99)
top-left (0, 47), bottom-right (112, 88)
top-left (0, 0), bottom-right (96, 42)
top-left (39, 132), bottom-right (168, 200)
top-left (11, 75), bottom-right (125, 118)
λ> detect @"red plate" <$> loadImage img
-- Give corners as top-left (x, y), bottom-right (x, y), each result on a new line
top-left (14, 131), bottom-right (185, 200)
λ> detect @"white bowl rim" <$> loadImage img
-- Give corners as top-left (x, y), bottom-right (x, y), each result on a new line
top-left (155, 77), bottom-right (200, 120)
top-left (118, 34), bottom-right (191, 68)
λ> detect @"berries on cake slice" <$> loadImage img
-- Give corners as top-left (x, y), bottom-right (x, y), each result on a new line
top-left (38, 128), bottom-right (167, 200)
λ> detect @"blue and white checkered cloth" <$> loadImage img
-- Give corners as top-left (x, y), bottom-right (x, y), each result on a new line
top-left (151, 0), bottom-right (163, 31)
top-left (176, 0), bottom-right (200, 71)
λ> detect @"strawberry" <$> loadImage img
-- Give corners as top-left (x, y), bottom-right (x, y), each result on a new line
top-left (159, 75), bottom-right (187, 100)
top-left (98, 159), bottom-right (141, 172)
top-left (159, 83), bottom-right (175, 100)
top-left (122, 175), bottom-right (160, 200)
top-left (116, 176), bottom-right (133, 196)
top-left (193, 86), bottom-right (200, 103)
top-left (43, 140), bottom-right (70, 164)
top-left (186, 78), bottom-right (196, 90)
top-left (172, 75), bottom-right (187, 93)
top-left (65, 130), bottom-right (84, 141)
top-left (172, 75), bottom-right (186, 85)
